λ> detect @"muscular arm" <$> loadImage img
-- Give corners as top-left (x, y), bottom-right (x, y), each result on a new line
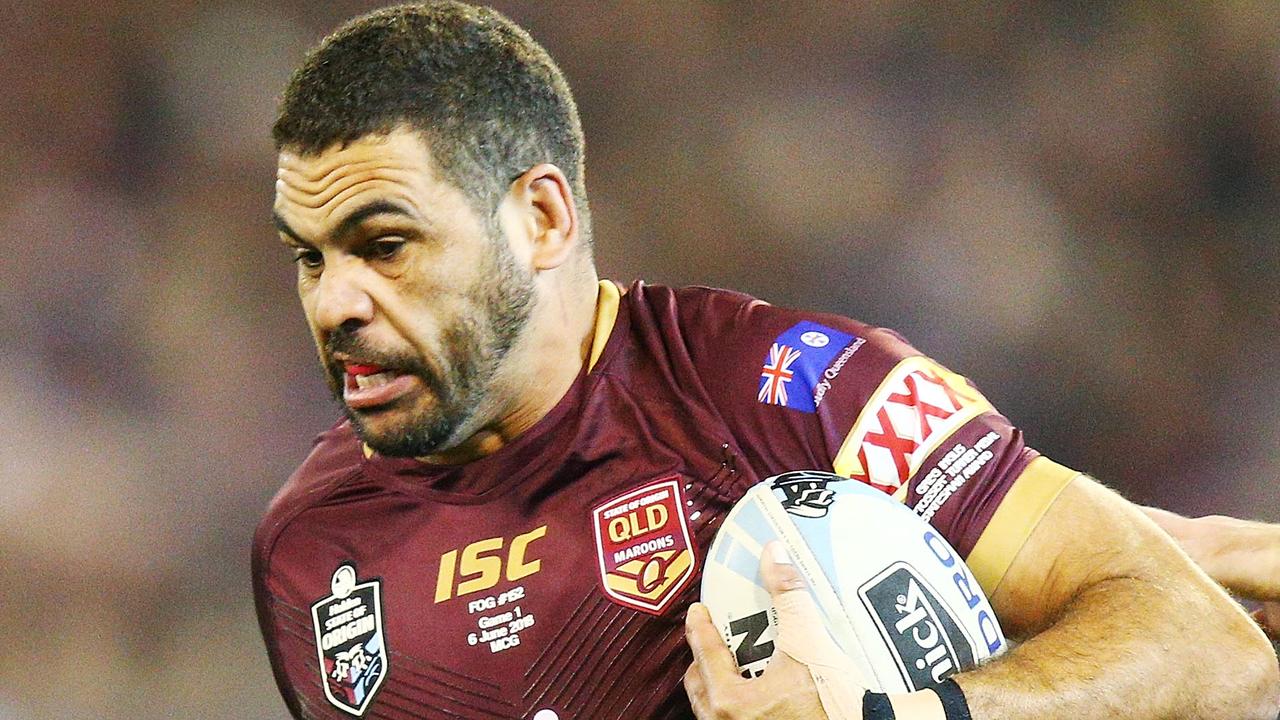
top-left (1142, 506), bottom-right (1280, 602)
top-left (686, 475), bottom-right (1280, 719)
top-left (954, 477), bottom-right (1279, 719)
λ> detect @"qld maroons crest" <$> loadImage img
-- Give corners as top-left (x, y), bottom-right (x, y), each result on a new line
top-left (592, 476), bottom-right (696, 615)
top-left (310, 564), bottom-right (388, 717)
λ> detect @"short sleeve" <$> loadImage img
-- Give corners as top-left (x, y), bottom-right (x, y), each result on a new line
top-left (679, 291), bottom-right (1078, 595)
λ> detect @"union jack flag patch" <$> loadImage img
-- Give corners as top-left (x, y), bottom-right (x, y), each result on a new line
top-left (756, 321), bottom-right (860, 413)
top-left (759, 343), bottom-right (802, 406)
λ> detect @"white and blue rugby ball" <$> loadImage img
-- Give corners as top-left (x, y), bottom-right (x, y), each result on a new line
top-left (701, 470), bottom-right (1006, 692)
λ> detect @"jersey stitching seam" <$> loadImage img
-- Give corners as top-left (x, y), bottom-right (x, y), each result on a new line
top-left (257, 465), bottom-right (370, 593)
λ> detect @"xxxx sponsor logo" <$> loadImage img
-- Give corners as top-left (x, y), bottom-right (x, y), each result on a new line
top-left (833, 357), bottom-right (992, 493)
top-left (591, 477), bottom-right (695, 614)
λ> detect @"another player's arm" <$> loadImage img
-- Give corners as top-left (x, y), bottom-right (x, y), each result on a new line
top-left (1142, 506), bottom-right (1280, 601)
top-left (955, 476), bottom-right (1280, 719)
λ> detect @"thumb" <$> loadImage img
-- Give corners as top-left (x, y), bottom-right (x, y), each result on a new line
top-left (761, 541), bottom-right (851, 665)
top-left (760, 541), bottom-right (869, 719)
top-left (761, 541), bottom-right (829, 639)
top-left (761, 540), bottom-right (804, 591)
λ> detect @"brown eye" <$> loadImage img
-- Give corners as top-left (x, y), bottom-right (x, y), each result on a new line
top-left (293, 248), bottom-right (324, 269)
top-left (372, 237), bottom-right (405, 261)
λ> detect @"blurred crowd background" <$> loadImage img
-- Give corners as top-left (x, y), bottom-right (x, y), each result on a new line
top-left (3, 1), bottom-right (1279, 718)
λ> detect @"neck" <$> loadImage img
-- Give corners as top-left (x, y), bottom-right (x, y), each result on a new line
top-left (418, 266), bottom-right (601, 464)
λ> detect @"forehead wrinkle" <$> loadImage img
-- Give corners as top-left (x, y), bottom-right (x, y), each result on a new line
top-left (277, 149), bottom-right (427, 184)
top-left (300, 178), bottom-right (427, 227)
top-left (277, 158), bottom-right (402, 191)
top-left (277, 166), bottom-right (428, 210)
top-left (277, 150), bottom-right (427, 192)
top-left (277, 133), bottom-right (399, 178)
top-left (278, 129), bottom-right (433, 182)
top-left (277, 188), bottom-right (427, 245)
top-left (275, 130), bottom-right (468, 243)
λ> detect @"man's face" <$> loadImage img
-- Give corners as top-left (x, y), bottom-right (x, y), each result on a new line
top-left (273, 129), bottom-right (534, 456)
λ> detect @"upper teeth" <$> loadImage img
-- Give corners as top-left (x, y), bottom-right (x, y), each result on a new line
top-left (354, 371), bottom-right (395, 389)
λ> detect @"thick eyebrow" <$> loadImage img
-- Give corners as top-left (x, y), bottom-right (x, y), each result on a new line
top-left (273, 211), bottom-right (305, 245)
top-left (272, 200), bottom-right (425, 246)
top-left (333, 200), bottom-right (423, 239)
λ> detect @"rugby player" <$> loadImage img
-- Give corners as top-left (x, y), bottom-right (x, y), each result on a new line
top-left (253, 3), bottom-right (1280, 719)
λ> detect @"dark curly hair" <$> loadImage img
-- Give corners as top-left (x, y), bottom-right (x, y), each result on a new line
top-left (274, 2), bottom-right (590, 238)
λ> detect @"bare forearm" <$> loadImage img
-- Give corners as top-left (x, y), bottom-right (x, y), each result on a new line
top-left (1197, 516), bottom-right (1280, 600)
top-left (1146, 509), bottom-right (1280, 601)
top-left (940, 481), bottom-right (1280, 719)
top-left (954, 575), bottom-right (1277, 719)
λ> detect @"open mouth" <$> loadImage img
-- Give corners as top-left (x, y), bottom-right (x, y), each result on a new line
top-left (346, 363), bottom-right (397, 390)
top-left (342, 362), bottom-right (417, 410)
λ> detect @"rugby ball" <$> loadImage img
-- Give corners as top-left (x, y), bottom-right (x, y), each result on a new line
top-left (701, 470), bottom-right (1005, 692)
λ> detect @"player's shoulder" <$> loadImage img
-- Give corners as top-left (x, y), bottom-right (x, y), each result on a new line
top-left (625, 281), bottom-right (799, 337)
top-left (252, 419), bottom-right (365, 567)
top-left (621, 281), bottom-right (916, 382)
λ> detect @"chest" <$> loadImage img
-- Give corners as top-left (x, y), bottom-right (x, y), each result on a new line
top-left (270, 393), bottom-right (761, 719)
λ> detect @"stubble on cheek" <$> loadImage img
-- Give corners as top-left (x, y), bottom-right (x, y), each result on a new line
top-left (310, 307), bottom-right (466, 455)
top-left (305, 223), bottom-right (534, 456)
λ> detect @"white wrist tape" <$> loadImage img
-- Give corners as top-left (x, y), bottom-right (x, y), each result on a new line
top-left (773, 584), bottom-right (867, 720)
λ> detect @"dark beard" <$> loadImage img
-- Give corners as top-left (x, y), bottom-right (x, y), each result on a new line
top-left (323, 236), bottom-right (535, 457)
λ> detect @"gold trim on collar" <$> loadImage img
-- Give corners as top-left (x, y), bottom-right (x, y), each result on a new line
top-left (588, 279), bottom-right (621, 372)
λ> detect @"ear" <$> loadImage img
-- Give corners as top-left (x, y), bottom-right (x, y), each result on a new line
top-left (508, 163), bottom-right (579, 271)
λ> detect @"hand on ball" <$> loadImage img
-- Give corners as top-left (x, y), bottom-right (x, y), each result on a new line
top-left (683, 541), bottom-right (870, 720)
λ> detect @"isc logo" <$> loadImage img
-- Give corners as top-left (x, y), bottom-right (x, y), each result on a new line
top-left (434, 525), bottom-right (547, 603)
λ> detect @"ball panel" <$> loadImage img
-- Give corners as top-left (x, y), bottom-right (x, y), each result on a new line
top-left (746, 481), bottom-right (885, 687)
top-left (701, 471), bottom-right (1007, 692)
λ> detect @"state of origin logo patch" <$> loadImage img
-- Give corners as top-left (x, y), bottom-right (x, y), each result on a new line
top-left (311, 564), bottom-right (388, 717)
top-left (592, 477), bottom-right (696, 615)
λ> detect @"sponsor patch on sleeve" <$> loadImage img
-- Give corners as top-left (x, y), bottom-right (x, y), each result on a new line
top-left (832, 357), bottom-right (993, 493)
top-left (757, 321), bottom-right (863, 413)
top-left (906, 430), bottom-right (1002, 519)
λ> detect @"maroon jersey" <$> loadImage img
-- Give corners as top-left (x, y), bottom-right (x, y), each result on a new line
top-left (253, 281), bottom-right (1077, 719)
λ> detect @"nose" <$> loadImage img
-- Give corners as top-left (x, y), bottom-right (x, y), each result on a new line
top-left (311, 260), bottom-right (375, 332)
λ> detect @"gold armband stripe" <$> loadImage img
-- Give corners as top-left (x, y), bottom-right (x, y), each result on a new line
top-left (966, 456), bottom-right (1079, 595)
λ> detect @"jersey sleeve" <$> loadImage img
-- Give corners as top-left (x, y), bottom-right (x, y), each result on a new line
top-left (677, 288), bottom-right (1079, 595)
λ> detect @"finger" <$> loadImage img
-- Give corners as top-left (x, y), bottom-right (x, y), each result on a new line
top-left (685, 602), bottom-right (742, 682)
top-left (761, 540), bottom-right (871, 716)
top-left (682, 663), bottom-right (705, 709)
top-left (761, 540), bottom-right (809, 594)
top-left (760, 542), bottom-right (839, 654)
top-left (1253, 602), bottom-right (1280, 639)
